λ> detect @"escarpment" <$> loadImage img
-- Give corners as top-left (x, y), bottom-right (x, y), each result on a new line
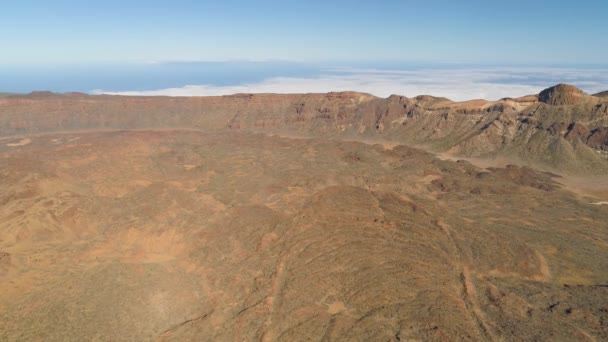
top-left (1, 84), bottom-right (607, 173)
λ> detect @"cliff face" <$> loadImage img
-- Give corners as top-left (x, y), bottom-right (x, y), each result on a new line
top-left (1, 85), bottom-right (607, 173)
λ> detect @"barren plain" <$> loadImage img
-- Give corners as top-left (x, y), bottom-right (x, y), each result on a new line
top-left (0, 85), bottom-right (607, 341)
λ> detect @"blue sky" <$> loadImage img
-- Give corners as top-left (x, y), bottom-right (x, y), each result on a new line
top-left (1, 1), bottom-right (607, 98)
top-left (2, 0), bottom-right (607, 65)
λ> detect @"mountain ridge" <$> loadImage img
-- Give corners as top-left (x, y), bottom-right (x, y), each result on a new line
top-left (1, 84), bottom-right (607, 174)
top-left (594, 90), bottom-right (608, 98)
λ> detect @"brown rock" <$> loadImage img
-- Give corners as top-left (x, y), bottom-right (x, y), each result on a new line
top-left (538, 84), bottom-right (588, 106)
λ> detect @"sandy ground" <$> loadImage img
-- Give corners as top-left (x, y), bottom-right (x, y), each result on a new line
top-left (0, 129), bottom-right (606, 341)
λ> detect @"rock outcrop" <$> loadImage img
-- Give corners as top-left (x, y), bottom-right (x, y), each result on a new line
top-left (538, 83), bottom-right (589, 105)
top-left (1, 84), bottom-right (607, 174)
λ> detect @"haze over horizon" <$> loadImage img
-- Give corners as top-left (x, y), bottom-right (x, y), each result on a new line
top-left (2, 1), bottom-right (608, 100)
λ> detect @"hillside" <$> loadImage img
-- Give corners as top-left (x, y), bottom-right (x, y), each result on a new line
top-left (0, 84), bottom-right (607, 341)
top-left (595, 90), bottom-right (608, 98)
top-left (1, 129), bottom-right (607, 341)
top-left (0, 84), bottom-right (607, 174)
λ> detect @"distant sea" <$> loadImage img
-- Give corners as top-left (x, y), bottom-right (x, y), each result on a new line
top-left (2, 61), bottom-right (607, 101)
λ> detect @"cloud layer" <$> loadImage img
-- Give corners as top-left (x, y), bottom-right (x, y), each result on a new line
top-left (93, 67), bottom-right (608, 102)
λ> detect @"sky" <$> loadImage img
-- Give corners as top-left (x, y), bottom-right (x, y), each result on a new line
top-left (1, 1), bottom-right (607, 99)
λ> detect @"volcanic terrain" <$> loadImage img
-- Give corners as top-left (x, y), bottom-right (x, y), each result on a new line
top-left (0, 84), bottom-right (607, 341)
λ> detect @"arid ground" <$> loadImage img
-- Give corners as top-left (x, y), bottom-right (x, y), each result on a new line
top-left (0, 86), bottom-right (607, 341)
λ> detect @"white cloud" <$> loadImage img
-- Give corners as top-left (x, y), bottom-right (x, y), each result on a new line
top-left (92, 67), bottom-right (608, 102)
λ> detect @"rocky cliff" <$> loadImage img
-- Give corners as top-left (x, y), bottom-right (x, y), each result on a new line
top-left (1, 84), bottom-right (607, 174)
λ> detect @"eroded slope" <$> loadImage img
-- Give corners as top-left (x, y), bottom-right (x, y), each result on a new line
top-left (1, 84), bottom-right (607, 174)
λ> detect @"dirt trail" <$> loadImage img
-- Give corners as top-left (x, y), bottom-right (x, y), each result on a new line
top-left (436, 220), bottom-right (496, 341)
top-left (260, 256), bottom-right (287, 342)
top-left (2, 128), bottom-right (607, 341)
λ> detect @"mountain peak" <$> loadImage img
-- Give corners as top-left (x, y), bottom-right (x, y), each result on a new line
top-left (538, 84), bottom-right (587, 105)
